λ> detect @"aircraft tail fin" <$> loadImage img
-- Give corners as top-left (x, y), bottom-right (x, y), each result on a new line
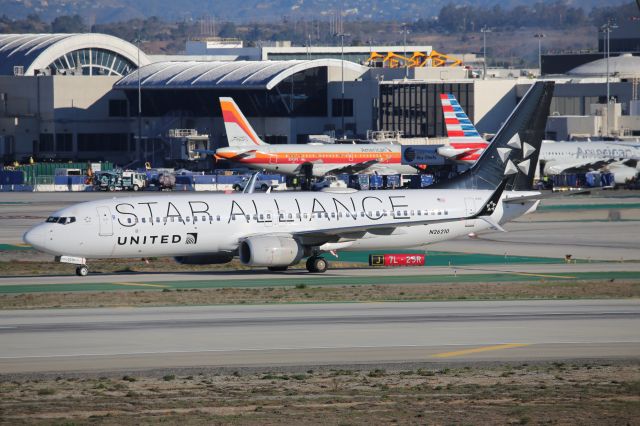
top-left (220, 97), bottom-right (268, 147)
top-left (440, 93), bottom-right (485, 145)
top-left (432, 81), bottom-right (555, 191)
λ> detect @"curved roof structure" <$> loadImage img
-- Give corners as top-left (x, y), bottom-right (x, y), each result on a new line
top-left (568, 53), bottom-right (640, 79)
top-left (114, 59), bottom-right (367, 90)
top-left (0, 33), bottom-right (151, 76)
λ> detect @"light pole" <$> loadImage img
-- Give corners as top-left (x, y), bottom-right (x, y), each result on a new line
top-left (337, 33), bottom-right (350, 138)
top-left (401, 23), bottom-right (409, 78)
top-left (601, 19), bottom-right (618, 136)
top-left (603, 20), bottom-right (618, 104)
top-left (134, 33), bottom-right (143, 163)
top-left (534, 33), bottom-right (545, 75)
top-left (481, 25), bottom-right (491, 80)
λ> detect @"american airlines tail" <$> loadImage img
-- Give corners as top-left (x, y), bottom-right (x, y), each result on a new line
top-left (432, 81), bottom-right (555, 191)
top-left (438, 93), bottom-right (488, 163)
top-left (440, 93), bottom-right (486, 145)
top-left (220, 97), bottom-right (268, 147)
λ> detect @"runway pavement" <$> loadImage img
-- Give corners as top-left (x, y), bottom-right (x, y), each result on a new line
top-left (0, 262), bottom-right (639, 289)
top-left (0, 299), bottom-right (638, 374)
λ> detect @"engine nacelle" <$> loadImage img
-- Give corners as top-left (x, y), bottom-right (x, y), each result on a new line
top-left (239, 236), bottom-right (303, 267)
top-left (607, 165), bottom-right (638, 185)
top-left (174, 252), bottom-right (234, 265)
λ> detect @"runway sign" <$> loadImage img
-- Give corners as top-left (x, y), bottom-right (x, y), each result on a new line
top-left (369, 253), bottom-right (425, 267)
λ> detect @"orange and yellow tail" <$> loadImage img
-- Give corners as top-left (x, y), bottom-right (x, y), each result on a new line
top-left (220, 97), bottom-right (267, 147)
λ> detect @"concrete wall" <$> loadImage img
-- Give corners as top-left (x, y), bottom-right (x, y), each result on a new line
top-left (0, 75), bottom-right (130, 162)
top-left (473, 79), bottom-right (521, 133)
top-left (546, 116), bottom-right (600, 140)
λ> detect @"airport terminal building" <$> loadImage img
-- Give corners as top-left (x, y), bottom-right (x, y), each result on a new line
top-left (0, 32), bottom-right (638, 166)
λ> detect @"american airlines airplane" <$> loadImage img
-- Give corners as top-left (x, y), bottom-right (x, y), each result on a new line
top-left (24, 82), bottom-right (554, 277)
top-left (440, 94), bottom-right (640, 184)
top-left (214, 98), bottom-right (417, 177)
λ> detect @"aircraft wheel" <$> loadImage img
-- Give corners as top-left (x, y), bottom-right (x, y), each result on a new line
top-left (305, 257), bottom-right (315, 272)
top-left (268, 266), bottom-right (288, 272)
top-left (76, 265), bottom-right (89, 277)
top-left (306, 256), bottom-right (328, 273)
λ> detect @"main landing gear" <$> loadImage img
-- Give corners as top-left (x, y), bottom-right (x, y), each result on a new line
top-left (75, 265), bottom-right (89, 277)
top-left (306, 256), bottom-right (328, 273)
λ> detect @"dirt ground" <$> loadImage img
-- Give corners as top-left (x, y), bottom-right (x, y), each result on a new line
top-left (1, 362), bottom-right (638, 425)
top-left (1, 279), bottom-right (639, 310)
top-left (0, 254), bottom-right (270, 275)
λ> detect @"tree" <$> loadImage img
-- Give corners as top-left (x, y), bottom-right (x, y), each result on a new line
top-left (51, 15), bottom-right (87, 33)
top-left (218, 22), bottom-right (236, 38)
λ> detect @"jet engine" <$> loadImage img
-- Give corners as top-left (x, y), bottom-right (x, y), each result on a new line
top-left (607, 164), bottom-right (639, 185)
top-left (174, 252), bottom-right (234, 265)
top-left (239, 236), bottom-right (304, 267)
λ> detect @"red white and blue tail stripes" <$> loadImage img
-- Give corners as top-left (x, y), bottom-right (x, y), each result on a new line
top-left (440, 94), bottom-right (488, 162)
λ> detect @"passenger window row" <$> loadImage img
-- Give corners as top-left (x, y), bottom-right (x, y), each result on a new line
top-left (119, 209), bottom-right (448, 225)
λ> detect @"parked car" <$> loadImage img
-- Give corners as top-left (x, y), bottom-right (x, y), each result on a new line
top-left (233, 176), bottom-right (283, 192)
top-left (311, 175), bottom-right (348, 191)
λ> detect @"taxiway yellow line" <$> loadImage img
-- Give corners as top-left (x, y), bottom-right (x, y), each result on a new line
top-left (431, 343), bottom-right (530, 358)
top-left (112, 282), bottom-right (170, 289)
top-left (510, 272), bottom-right (576, 279)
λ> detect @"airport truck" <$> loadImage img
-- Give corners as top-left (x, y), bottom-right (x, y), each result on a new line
top-left (93, 170), bottom-right (147, 191)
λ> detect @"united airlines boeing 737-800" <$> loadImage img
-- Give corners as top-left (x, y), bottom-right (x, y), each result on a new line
top-left (23, 82), bottom-right (555, 276)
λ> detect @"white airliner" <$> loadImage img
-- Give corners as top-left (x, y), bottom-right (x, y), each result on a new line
top-left (24, 82), bottom-right (555, 276)
top-left (213, 97), bottom-right (418, 177)
top-left (440, 94), bottom-right (640, 184)
top-left (538, 141), bottom-right (640, 183)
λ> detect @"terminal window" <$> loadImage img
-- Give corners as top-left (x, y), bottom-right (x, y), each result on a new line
top-left (56, 133), bottom-right (73, 152)
top-left (78, 133), bottom-right (129, 151)
top-left (332, 99), bottom-right (353, 117)
top-left (38, 134), bottom-right (54, 152)
top-left (109, 100), bottom-right (128, 117)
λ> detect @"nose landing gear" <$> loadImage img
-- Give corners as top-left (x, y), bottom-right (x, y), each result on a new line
top-left (56, 256), bottom-right (89, 277)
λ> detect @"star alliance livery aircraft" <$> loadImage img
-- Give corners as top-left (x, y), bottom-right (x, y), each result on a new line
top-left (24, 82), bottom-right (554, 276)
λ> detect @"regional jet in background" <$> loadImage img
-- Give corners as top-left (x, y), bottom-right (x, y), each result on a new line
top-left (440, 94), bottom-right (640, 184)
top-left (24, 82), bottom-right (555, 277)
top-left (214, 98), bottom-right (418, 177)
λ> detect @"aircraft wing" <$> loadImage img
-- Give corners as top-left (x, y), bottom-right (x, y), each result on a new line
top-left (225, 150), bottom-right (261, 161)
top-left (503, 186), bottom-right (612, 204)
top-left (545, 159), bottom-right (616, 175)
top-left (197, 148), bottom-right (260, 161)
top-left (436, 146), bottom-right (480, 160)
top-left (325, 160), bottom-right (381, 175)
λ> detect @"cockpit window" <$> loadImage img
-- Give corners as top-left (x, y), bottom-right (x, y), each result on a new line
top-left (47, 216), bottom-right (76, 225)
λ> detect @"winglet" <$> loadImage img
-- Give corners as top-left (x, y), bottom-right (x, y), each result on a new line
top-left (473, 178), bottom-right (508, 217)
top-left (220, 97), bottom-right (267, 147)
